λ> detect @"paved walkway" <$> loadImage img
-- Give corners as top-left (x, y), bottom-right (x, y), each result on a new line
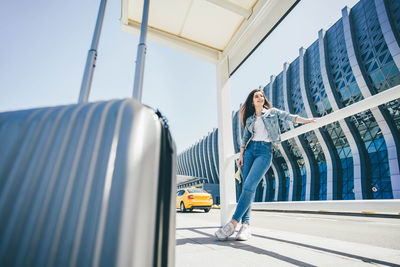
top-left (175, 209), bottom-right (400, 266)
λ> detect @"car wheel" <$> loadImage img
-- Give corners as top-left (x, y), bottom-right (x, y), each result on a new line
top-left (180, 202), bottom-right (186, 212)
top-left (204, 207), bottom-right (211, 213)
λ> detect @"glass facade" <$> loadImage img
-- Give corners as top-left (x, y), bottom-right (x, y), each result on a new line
top-left (289, 58), bottom-right (328, 200)
top-left (176, 0), bottom-right (400, 201)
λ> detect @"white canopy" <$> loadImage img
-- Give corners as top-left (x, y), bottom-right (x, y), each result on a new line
top-left (121, 0), bottom-right (298, 75)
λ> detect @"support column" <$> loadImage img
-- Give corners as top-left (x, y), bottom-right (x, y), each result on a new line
top-left (271, 164), bottom-right (279, 201)
top-left (195, 142), bottom-right (200, 177)
top-left (342, 7), bottom-right (400, 198)
top-left (261, 176), bottom-right (267, 202)
top-left (181, 155), bottom-right (185, 175)
top-left (197, 141), bottom-right (203, 177)
top-left (186, 149), bottom-right (190, 176)
top-left (268, 74), bottom-right (295, 201)
top-left (375, 0), bottom-right (400, 69)
top-left (282, 62), bottom-right (313, 201)
top-left (194, 142), bottom-right (200, 177)
top-left (299, 47), bottom-right (335, 200)
top-left (190, 146), bottom-right (196, 177)
top-left (182, 154), bottom-right (186, 175)
top-left (318, 29), bottom-right (363, 199)
top-left (207, 133), bottom-right (216, 184)
top-left (198, 140), bottom-right (204, 178)
top-left (205, 133), bottom-right (214, 184)
top-left (186, 150), bottom-right (191, 176)
top-left (203, 138), bottom-right (208, 180)
top-left (281, 146), bottom-right (298, 201)
top-left (178, 155), bottom-right (182, 175)
top-left (212, 129), bottom-right (220, 181)
top-left (199, 140), bottom-right (205, 177)
top-left (195, 145), bottom-right (199, 177)
top-left (202, 138), bottom-right (210, 183)
top-left (217, 56), bottom-right (236, 225)
top-left (272, 158), bottom-right (286, 201)
top-left (269, 75), bottom-right (275, 104)
top-left (269, 73), bottom-right (296, 201)
top-left (182, 150), bottom-right (188, 175)
top-left (184, 150), bottom-right (189, 176)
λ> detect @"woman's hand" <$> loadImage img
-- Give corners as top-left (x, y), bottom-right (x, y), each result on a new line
top-left (306, 118), bottom-right (318, 123)
top-left (237, 155), bottom-right (244, 168)
top-left (237, 147), bottom-right (245, 168)
top-left (296, 116), bottom-right (318, 124)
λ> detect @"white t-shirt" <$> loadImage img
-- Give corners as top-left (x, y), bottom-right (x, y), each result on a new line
top-left (252, 116), bottom-right (272, 142)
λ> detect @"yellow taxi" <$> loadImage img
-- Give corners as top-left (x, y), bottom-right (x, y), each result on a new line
top-left (176, 187), bottom-right (213, 212)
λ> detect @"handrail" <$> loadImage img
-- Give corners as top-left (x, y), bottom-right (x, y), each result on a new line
top-left (226, 84), bottom-right (400, 163)
top-left (251, 199), bottom-right (400, 216)
top-left (281, 84), bottom-right (400, 141)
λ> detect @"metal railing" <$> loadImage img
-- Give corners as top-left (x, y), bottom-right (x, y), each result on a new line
top-left (220, 84), bottom-right (400, 216)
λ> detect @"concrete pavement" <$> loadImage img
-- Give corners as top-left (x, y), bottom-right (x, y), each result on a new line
top-left (175, 209), bottom-right (400, 266)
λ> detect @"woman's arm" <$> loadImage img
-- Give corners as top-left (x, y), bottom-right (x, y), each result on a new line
top-left (295, 116), bottom-right (318, 124)
top-left (240, 118), bottom-right (252, 148)
top-left (238, 119), bottom-right (250, 168)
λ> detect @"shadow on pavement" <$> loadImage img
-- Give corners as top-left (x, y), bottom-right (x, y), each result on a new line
top-left (177, 226), bottom-right (315, 267)
top-left (176, 226), bottom-right (399, 267)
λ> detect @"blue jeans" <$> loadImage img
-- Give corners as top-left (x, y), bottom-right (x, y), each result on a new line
top-left (232, 141), bottom-right (272, 224)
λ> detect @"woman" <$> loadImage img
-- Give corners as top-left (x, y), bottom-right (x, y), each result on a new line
top-left (215, 89), bottom-right (317, 241)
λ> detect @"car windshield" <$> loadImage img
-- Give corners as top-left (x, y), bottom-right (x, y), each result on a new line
top-left (187, 189), bottom-right (206, 193)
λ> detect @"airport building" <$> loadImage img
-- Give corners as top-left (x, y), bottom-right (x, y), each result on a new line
top-left (177, 0), bottom-right (400, 203)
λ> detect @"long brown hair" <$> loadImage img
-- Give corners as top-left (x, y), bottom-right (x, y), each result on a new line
top-left (240, 89), bottom-right (272, 127)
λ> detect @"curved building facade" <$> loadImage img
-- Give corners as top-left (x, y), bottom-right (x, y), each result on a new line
top-left (177, 0), bottom-right (400, 201)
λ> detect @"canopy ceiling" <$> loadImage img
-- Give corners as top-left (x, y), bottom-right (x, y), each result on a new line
top-left (121, 0), bottom-right (298, 75)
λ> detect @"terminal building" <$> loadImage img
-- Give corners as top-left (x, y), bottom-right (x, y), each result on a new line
top-left (177, 0), bottom-right (400, 203)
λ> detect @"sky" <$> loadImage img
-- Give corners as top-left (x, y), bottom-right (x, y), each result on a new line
top-left (0, 0), bottom-right (358, 153)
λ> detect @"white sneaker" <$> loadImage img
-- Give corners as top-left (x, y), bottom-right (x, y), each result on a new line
top-left (215, 222), bottom-right (235, 241)
top-left (236, 223), bottom-right (251, 241)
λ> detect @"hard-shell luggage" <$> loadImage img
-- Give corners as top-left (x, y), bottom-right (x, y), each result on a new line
top-left (0, 99), bottom-right (176, 267)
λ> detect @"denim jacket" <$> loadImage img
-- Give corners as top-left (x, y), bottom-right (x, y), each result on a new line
top-left (240, 108), bottom-right (298, 149)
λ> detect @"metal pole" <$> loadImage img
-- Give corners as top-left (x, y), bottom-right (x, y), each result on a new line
top-left (78, 0), bottom-right (108, 103)
top-left (132, 0), bottom-right (150, 102)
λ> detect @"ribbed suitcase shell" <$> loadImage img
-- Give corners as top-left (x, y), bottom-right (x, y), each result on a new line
top-left (0, 99), bottom-right (176, 267)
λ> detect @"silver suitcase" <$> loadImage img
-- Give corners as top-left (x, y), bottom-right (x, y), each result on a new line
top-left (0, 99), bottom-right (176, 267)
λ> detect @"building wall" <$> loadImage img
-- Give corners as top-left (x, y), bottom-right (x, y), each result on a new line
top-left (176, 0), bottom-right (400, 201)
